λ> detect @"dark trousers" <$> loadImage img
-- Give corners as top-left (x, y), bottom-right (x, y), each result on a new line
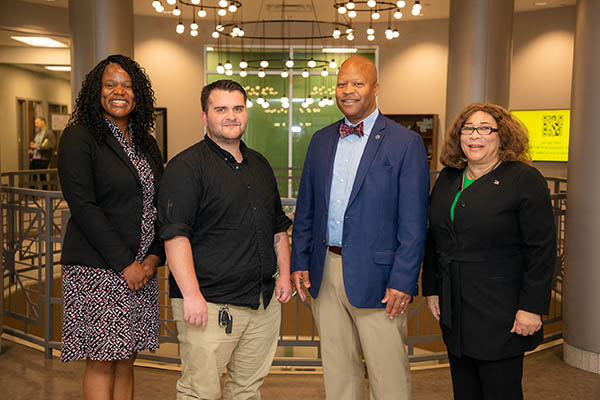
top-left (448, 351), bottom-right (524, 400)
top-left (30, 159), bottom-right (50, 189)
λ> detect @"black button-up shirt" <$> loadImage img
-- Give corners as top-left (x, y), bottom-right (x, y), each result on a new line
top-left (158, 135), bottom-right (291, 309)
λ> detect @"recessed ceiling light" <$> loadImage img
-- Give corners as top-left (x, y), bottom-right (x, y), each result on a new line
top-left (11, 36), bottom-right (67, 48)
top-left (45, 65), bottom-right (71, 72)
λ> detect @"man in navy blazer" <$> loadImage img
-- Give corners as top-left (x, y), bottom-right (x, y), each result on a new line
top-left (291, 56), bottom-right (429, 399)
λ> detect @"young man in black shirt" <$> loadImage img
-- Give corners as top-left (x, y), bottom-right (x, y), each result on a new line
top-left (158, 80), bottom-right (293, 399)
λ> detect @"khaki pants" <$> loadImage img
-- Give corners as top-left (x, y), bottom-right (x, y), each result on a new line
top-left (171, 293), bottom-right (281, 400)
top-left (312, 251), bottom-right (411, 400)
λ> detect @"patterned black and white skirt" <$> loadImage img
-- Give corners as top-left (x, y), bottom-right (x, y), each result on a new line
top-left (60, 264), bottom-right (159, 362)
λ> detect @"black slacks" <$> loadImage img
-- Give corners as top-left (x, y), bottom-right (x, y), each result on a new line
top-left (448, 351), bottom-right (524, 400)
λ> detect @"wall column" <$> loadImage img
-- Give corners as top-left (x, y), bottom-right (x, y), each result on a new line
top-left (68, 0), bottom-right (134, 105)
top-left (444, 0), bottom-right (514, 130)
top-left (564, 0), bottom-right (600, 374)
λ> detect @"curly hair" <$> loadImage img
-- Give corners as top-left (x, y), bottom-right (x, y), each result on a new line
top-left (440, 103), bottom-right (530, 169)
top-left (68, 54), bottom-right (157, 156)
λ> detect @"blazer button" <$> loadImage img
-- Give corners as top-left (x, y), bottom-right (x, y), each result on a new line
top-left (322, 240), bottom-right (326, 244)
top-left (460, 201), bottom-right (466, 208)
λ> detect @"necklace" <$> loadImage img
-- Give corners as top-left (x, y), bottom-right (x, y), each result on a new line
top-left (466, 159), bottom-right (502, 180)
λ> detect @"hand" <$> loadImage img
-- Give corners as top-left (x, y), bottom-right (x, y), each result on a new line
top-left (122, 260), bottom-right (147, 291)
top-left (183, 294), bottom-right (208, 328)
top-left (141, 254), bottom-right (161, 280)
top-left (510, 309), bottom-right (542, 336)
top-left (275, 272), bottom-right (293, 303)
top-left (291, 270), bottom-right (311, 302)
top-left (426, 295), bottom-right (440, 321)
top-left (381, 288), bottom-right (411, 319)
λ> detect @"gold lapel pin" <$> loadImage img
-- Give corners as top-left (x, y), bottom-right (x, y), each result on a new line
top-left (493, 179), bottom-right (500, 185)
top-left (375, 134), bottom-right (381, 140)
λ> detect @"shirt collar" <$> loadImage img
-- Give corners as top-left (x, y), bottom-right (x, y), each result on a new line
top-left (204, 133), bottom-right (248, 164)
top-left (344, 108), bottom-right (379, 137)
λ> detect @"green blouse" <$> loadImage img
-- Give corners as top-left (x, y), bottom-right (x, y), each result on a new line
top-left (450, 171), bottom-right (475, 221)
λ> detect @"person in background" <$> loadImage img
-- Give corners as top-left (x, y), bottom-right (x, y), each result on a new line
top-left (422, 103), bottom-right (556, 400)
top-left (29, 116), bottom-right (56, 188)
top-left (58, 54), bottom-right (164, 400)
top-left (158, 79), bottom-right (293, 400)
top-left (291, 56), bottom-right (430, 400)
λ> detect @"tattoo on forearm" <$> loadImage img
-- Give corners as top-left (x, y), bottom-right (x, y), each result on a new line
top-left (274, 235), bottom-right (281, 257)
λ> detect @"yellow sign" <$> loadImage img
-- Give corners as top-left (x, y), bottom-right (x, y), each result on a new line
top-left (511, 109), bottom-right (570, 162)
top-left (511, 110), bottom-right (570, 161)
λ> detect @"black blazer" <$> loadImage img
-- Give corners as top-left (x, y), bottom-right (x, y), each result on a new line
top-left (422, 161), bottom-right (556, 360)
top-left (58, 124), bottom-right (165, 272)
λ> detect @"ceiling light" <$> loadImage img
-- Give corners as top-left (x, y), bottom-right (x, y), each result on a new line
top-left (367, 0), bottom-right (377, 8)
top-left (302, 69), bottom-right (310, 78)
top-left (191, 29), bottom-right (198, 37)
top-left (307, 59), bottom-right (317, 68)
top-left (394, 10), bottom-right (403, 19)
top-left (167, 0), bottom-right (176, 4)
top-left (45, 65), bottom-right (71, 72)
top-left (348, 10), bottom-right (357, 18)
top-left (396, 0), bottom-right (406, 7)
top-left (239, 60), bottom-right (249, 69)
top-left (321, 68), bottom-right (328, 77)
top-left (218, 8), bottom-right (227, 16)
top-left (240, 69), bottom-right (248, 77)
top-left (347, 2), bottom-right (356, 10)
top-left (338, 6), bottom-right (347, 14)
top-left (152, 1), bottom-right (161, 7)
top-left (372, 11), bottom-right (381, 20)
top-left (246, 99), bottom-right (253, 108)
top-left (211, 31), bottom-right (219, 38)
top-left (224, 61), bottom-right (232, 70)
top-left (172, 6), bottom-right (181, 16)
top-left (285, 59), bottom-right (294, 68)
top-left (191, 22), bottom-right (199, 30)
top-left (329, 59), bottom-right (337, 69)
top-left (11, 36), bottom-right (67, 48)
top-left (216, 63), bottom-right (225, 74)
top-left (258, 69), bottom-right (266, 78)
top-left (260, 60), bottom-right (269, 68)
top-left (198, 8), bottom-right (207, 17)
top-left (229, 4), bottom-right (238, 12)
top-left (323, 48), bottom-right (358, 53)
top-left (176, 23), bottom-right (185, 34)
top-left (281, 70), bottom-right (289, 78)
top-left (219, 0), bottom-right (228, 7)
top-left (225, 69), bottom-right (233, 76)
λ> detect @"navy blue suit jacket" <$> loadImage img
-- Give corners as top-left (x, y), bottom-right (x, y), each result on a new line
top-left (291, 113), bottom-right (430, 308)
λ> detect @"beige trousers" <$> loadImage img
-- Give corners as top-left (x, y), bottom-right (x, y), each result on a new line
top-left (171, 293), bottom-right (281, 400)
top-left (312, 251), bottom-right (411, 400)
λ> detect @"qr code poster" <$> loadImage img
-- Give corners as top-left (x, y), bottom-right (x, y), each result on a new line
top-left (511, 109), bottom-right (570, 162)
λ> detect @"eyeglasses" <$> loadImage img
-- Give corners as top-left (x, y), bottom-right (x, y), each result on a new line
top-left (460, 126), bottom-right (498, 136)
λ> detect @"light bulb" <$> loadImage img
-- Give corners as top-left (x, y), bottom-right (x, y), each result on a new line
top-left (321, 68), bottom-right (328, 77)
top-left (225, 69), bottom-right (233, 76)
top-left (216, 64), bottom-right (225, 74)
top-left (155, 4), bottom-right (164, 12)
top-left (393, 29), bottom-right (400, 38)
top-left (333, 28), bottom-right (341, 36)
top-left (218, 8), bottom-right (227, 16)
top-left (261, 101), bottom-right (269, 108)
top-left (318, 99), bottom-right (326, 107)
top-left (346, 28), bottom-right (353, 34)
top-left (152, 1), bottom-right (161, 8)
top-left (191, 29), bottom-right (198, 37)
top-left (246, 99), bottom-right (253, 108)
top-left (307, 59), bottom-right (316, 68)
top-left (285, 59), bottom-right (294, 68)
top-left (347, 2), bottom-right (356, 10)
top-left (219, 0), bottom-right (228, 7)
top-left (211, 31), bottom-right (219, 38)
top-left (239, 60), bottom-right (248, 69)
top-left (414, 0), bottom-right (422, 9)
top-left (302, 69), bottom-right (310, 78)
top-left (176, 23), bottom-right (185, 34)
top-left (258, 69), bottom-right (266, 78)
top-left (302, 101), bottom-right (309, 108)
top-left (198, 8), bottom-right (207, 17)
top-left (411, 7), bottom-right (420, 15)
top-left (173, 6), bottom-right (181, 16)
top-left (338, 6), bottom-right (347, 14)
top-left (191, 0), bottom-right (200, 4)
top-left (385, 28), bottom-right (393, 36)
top-left (347, 33), bottom-right (355, 41)
top-left (397, 0), bottom-right (406, 7)
top-left (367, 34), bottom-right (375, 41)
top-left (307, 97), bottom-right (314, 104)
top-left (281, 70), bottom-right (289, 78)
top-left (224, 61), bottom-right (232, 70)
top-left (240, 69), bottom-right (248, 77)
top-left (367, 0), bottom-right (376, 8)
top-left (329, 59), bottom-right (337, 69)
top-left (348, 10), bottom-right (357, 18)
top-left (282, 102), bottom-right (289, 109)
top-left (367, 27), bottom-right (375, 35)
top-left (167, 0), bottom-right (176, 4)
top-left (191, 22), bottom-right (199, 30)
top-left (256, 97), bottom-right (264, 104)
top-left (372, 12), bottom-right (380, 20)
top-left (238, 29), bottom-right (245, 37)
top-left (232, 26), bottom-right (240, 34)
top-left (216, 24), bottom-right (224, 32)
top-left (229, 4), bottom-right (238, 12)
top-left (394, 10), bottom-right (403, 19)
top-left (328, 97), bottom-right (335, 106)
top-left (260, 60), bottom-right (269, 68)
top-left (281, 96), bottom-right (289, 103)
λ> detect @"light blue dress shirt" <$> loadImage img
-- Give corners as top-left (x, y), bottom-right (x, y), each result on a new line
top-left (327, 109), bottom-right (380, 246)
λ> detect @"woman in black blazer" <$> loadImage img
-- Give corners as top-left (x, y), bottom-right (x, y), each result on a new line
top-left (422, 103), bottom-right (556, 400)
top-left (58, 54), bottom-right (164, 399)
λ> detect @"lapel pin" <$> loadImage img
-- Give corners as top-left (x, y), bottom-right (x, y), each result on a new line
top-left (375, 134), bottom-right (381, 140)
top-left (493, 179), bottom-right (500, 185)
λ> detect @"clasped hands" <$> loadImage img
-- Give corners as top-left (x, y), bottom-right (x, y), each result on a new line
top-left (291, 271), bottom-right (411, 319)
top-left (122, 254), bottom-right (160, 291)
top-left (426, 296), bottom-right (542, 336)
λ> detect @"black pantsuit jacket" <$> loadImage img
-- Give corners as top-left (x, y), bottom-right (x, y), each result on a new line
top-left (58, 125), bottom-right (165, 272)
top-left (422, 161), bottom-right (556, 360)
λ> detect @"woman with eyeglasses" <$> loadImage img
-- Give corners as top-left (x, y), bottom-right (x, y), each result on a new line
top-left (422, 103), bottom-right (556, 399)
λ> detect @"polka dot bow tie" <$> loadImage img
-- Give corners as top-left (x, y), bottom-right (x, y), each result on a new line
top-left (339, 121), bottom-right (364, 139)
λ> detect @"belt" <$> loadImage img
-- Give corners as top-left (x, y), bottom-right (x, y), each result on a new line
top-left (328, 246), bottom-right (342, 255)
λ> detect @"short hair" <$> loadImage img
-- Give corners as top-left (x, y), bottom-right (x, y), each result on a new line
top-left (440, 103), bottom-right (530, 169)
top-left (36, 117), bottom-right (47, 124)
top-left (201, 80), bottom-right (247, 112)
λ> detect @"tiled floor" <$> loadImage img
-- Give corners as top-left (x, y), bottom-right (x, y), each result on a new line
top-left (1, 338), bottom-right (598, 399)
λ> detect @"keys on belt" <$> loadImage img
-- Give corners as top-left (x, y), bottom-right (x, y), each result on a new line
top-left (328, 246), bottom-right (342, 255)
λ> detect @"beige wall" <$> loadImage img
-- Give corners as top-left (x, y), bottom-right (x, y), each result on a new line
top-left (0, 64), bottom-right (71, 172)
